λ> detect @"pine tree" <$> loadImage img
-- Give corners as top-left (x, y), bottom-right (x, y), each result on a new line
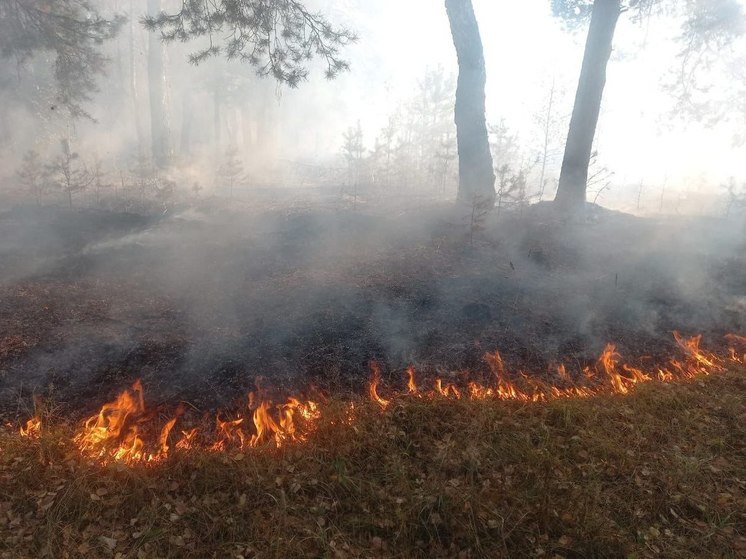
top-left (91, 155), bottom-right (114, 206)
top-left (143, 1), bottom-right (356, 87)
top-left (218, 146), bottom-right (246, 199)
top-left (0, 0), bottom-right (124, 118)
top-left (17, 149), bottom-right (47, 205)
top-left (46, 140), bottom-right (93, 208)
top-left (342, 121), bottom-right (365, 207)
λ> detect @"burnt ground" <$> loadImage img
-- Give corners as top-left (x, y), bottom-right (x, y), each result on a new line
top-left (0, 201), bottom-right (744, 420)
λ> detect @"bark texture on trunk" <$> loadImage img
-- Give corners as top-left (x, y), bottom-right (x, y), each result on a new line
top-left (147, 0), bottom-right (170, 168)
top-left (555, 0), bottom-right (621, 214)
top-left (445, 0), bottom-right (495, 203)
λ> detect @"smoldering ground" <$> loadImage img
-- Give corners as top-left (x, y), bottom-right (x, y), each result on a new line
top-left (0, 200), bottom-right (743, 419)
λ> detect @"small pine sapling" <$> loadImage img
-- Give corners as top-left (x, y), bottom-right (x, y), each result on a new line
top-left (45, 140), bottom-right (93, 208)
top-left (342, 121), bottom-right (366, 208)
top-left (17, 149), bottom-right (47, 205)
top-left (467, 193), bottom-right (493, 246)
top-left (723, 177), bottom-right (746, 217)
top-left (218, 146), bottom-right (246, 199)
top-left (91, 155), bottom-right (114, 206)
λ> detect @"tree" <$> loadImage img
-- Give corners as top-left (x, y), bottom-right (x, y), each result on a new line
top-left (553, 0), bottom-right (623, 214)
top-left (147, 0), bottom-right (171, 168)
top-left (218, 145), bottom-right (246, 199)
top-left (91, 155), bottom-right (114, 206)
top-left (552, 0), bottom-right (742, 214)
top-left (142, 1), bottom-right (356, 87)
top-left (534, 78), bottom-right (566, 201)
top-left (128, 0), bottom-right (146, 155)
top-left (669, 0), bottom-right (746, 134)
top-left (722, 177), bottom-right (746, 216)
top-left (46, 140), bottom-right (93, 207)
top-left (0, 0), bottom-right (124, 118)
top-left (342, 121), bottom-right (365, 206)
top-left (444, 0), bottom-right (496, 203)
top-left (17, 149), bottom-right (47, 205)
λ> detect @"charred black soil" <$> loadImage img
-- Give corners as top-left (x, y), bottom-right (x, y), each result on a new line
top-left (1, 202), bottom-right (744, 419)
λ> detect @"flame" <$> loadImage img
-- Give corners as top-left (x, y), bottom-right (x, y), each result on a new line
top-left (368, 361), bottom-right (390, 409)
top-left (555, 364), bottom-right (571, 384)
top-left (406, 366), bottom-right (418, 395)
top-left (175, 427), bottom-right (199, 450)
top-left (673, 331), bottom-right (722, 371)
top-left (368, 333), bottom-right (743, 406)
top-left (725, 333), bottom-right (746, 363)
top-left (211, 416), bottom-right (246, 451)
top-left (20, 416), bottom-right (41, 438)
top-left (74, 380), bottom-right (151, 462)
top-left (13, 332), bottom-right (744, 466)
top-left (435, 378), bottom-right (461, 399)
top-left (597, 344), bottom-right (651, 394)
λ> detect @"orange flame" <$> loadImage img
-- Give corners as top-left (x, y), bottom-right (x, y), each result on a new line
top-left (368, 361), bottom-right (390, 409)
top-left (368, 333), bottom-right (742, 407)
top-left (175, 427), bottom-right (199, 450)
top-left (74, 380), bottom-right (152, 462)
top-left (406, 366), bottom-right (418, 395)
top-left (725, 333), bottom-right (745, 363)
top-left (435, 378), bottom-right (461, 399)
top-left (673, 331), bottom-right (722, 371)
top-left (19, 416), bottom-right (41, 438)
top-left (15, 332), bottom-right (743, 466)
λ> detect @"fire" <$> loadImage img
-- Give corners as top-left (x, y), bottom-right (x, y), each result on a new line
top-left (67, 379), bottom-right (321, 465)
top-left (406, 366), bottom-right (418, 395)
top-left (19, 416), bottom-right (41, 438)
top-left (723, 333), bottom-right (744, 364)
top-left (175, 427), bottom-right (199, 450)
top-left (435, 378), bottom-right (461, 399)
top-left (367, 333), bottom-right (745, 406)
top-left (70, 380), bottom-right (188, 463)
top-left (368, 361), bottom-right (390, 409)
top-left (673, 331), bottom-right (722, 371)
top-left (12, 332), bottom-right (745, 467)
top-left (597, 344), bottom-right (650, 394)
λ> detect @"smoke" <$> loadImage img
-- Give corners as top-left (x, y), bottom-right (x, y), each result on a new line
top-left (0, 2), bottom-right (745, 418)
top-left (1, 195), bottom-right (742, 419)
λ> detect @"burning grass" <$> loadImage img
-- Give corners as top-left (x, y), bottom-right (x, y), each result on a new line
top-left (13, 332), bottom-right (743, 467)
top-left (1, 335), bottom-right (745, 558)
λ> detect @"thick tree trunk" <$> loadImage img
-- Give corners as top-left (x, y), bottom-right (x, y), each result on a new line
top-left (147, 0), bottom-right (170, 168)
top-left (555, 0), bottom-right (621, 214)
top-left (444, 0), bottom-right (495, 203)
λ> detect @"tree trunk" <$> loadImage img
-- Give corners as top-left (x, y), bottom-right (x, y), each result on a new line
top-left (180, 89), bottom-right (193, 156)
top-left (129, 0), bottom-right (145, 157)
top-left (214, 82), bottom-right (222, 155)
top-left (538, 78), bottom-right (556, 202)
top-left (147, 0), bottom-right (170, 168)
top-left (554, 0), bottom-right (621, 214)
top-left (444, 0), bottom-right (495, 203)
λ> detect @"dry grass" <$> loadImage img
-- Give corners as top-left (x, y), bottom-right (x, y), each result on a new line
top-left (1, 370), bottom-right (745, 559)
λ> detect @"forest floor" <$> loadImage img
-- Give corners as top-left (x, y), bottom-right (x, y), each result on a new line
top-left (0, 200), bottom-right (743, 417)
top-left (0, 200), bottom-right (744, 557)
top-left (1, 367), bottom-right (744, 558)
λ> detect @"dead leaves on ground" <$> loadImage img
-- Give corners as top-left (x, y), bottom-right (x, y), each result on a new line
top-left (1, 372), bottom-right (745, 558)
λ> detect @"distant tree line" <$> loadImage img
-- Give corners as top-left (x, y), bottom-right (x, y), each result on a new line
top-left (1, 0), bottom-right (745, 216)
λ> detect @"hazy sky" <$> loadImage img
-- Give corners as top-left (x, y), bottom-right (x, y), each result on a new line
top-left (288, 0), bottom-right (746, 192)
